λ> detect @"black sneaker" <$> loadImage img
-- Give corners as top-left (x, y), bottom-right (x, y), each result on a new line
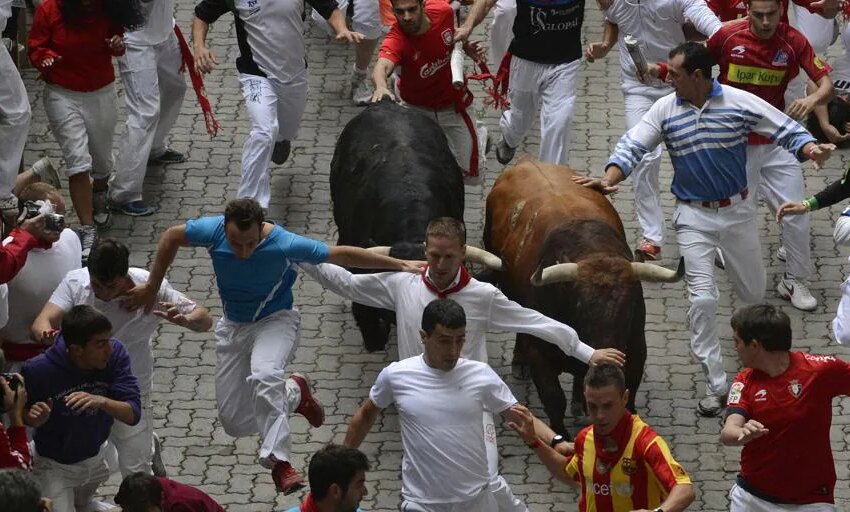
top-left (92, 188), bottom-right (111, 228)
top-left (148, 149), bottom-right (186, 165)
top-left (271, 140), bottom-right (291, 165)
top-left (495, 137), bottom-right (516, 165)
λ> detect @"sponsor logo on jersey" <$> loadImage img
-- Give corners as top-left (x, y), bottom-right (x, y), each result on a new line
top-left (731, 45), bottom-right (746, 59)
top-left (755, 389), bottom-right (768, 402)
top-left (727, 63), bottom-right (785, 86)
top-left (441, 28), bottom-right (453, 46)
top-left (734, 1), bottom-right (745, 7)
top-left (814, 55), bottom-right (826, 70)
top-left (592, 483), bottom-right (634, 496)
top-left (419, 54), bottom-right (451, 78)
top-left (728, 381), bottom-right (744, 404)
top-left (788, 379), bottom-right (803, 398)
top-left (772, 50), bottom-right (789, 67)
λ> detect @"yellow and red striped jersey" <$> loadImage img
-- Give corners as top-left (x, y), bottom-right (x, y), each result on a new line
top-left (564, 413), bottom-right (691, 512)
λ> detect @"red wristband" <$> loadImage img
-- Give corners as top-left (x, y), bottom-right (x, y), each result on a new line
top-left (804, 145), bottom-right (816, 160)
top-left (527, 439), bottom-right (542, 449)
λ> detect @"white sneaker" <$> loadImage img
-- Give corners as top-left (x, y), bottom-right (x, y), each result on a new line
top-left (351, 72), bottom-right (373, 106)
top-left (777, 274), bottom-right (817, 311)
top-left (776, 246), bottom-right (787, 262)
top-left (31, 157), bottom-right (60, 189)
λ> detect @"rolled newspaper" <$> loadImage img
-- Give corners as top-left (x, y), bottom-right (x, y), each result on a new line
top-left (623, 35), bottom-right (648, 80)
top-left (451, 42), bottom-right (464, 89)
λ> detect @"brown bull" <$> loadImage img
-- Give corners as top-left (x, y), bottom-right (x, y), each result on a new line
top-left (484, 158), bottom-right (682, 434)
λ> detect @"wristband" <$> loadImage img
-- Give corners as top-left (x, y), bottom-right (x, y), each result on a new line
top-left (527, 439), bottom-right (542, 449)
top-left (802, 197), bottom-right (817, 212)
top-left (804, 145), bottom-right (816, 160)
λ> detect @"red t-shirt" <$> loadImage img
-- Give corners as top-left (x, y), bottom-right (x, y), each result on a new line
top-left (706, 0), bottom-right (822, 22)
top-left (28, 0), bottom-right (125, 92)
top-left (158, 477), bottom-right (226, 512)
top-left (378, 0), bottom-right (458, 110)
top-left (707, 19), bottom-right (831, 143)
top-left (726, 352), bottom-right (850, 505)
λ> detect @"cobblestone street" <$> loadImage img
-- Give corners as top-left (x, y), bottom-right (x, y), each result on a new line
top-left (17, 1), bottom-right (850, 509)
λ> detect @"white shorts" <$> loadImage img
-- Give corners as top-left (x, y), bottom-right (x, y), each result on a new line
top-left (729, 484), bottom-right (837, 512)
top-left (311, 0), bottom-right (383, 40)
top-left (43, 83), bottom-right (116, 179)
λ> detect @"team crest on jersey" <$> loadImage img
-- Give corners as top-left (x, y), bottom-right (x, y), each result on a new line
top-left (442, 29), bottom-right (453, 46)
top-left (772, 50), bottom-right (789, 67)
top-left (814, 55), bottom-right (826, 70)
top-left (621, 457), bottom-right (637, 476)
top-left (788, 379), bottom-right (803, 398)
top-left (728, 382), bottom-right (744, 404)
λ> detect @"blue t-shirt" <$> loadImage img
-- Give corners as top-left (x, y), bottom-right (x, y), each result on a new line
top-left (185, 216), bottom-right (330, 322)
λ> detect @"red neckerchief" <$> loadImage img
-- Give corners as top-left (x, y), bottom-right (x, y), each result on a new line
top-left (174, 25), bottom-right (220, 137)
top-left (421, 265), bottom-right (471, 298)
top-left (593, 412), bottom-right (634, 465)
top-left (300, 493), bottom-right (319, 512)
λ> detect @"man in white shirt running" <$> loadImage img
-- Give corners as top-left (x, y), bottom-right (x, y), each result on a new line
top-left (302, 216), bottom-right (624, 511)
top-left (31, 238), bottom-right (213, 478)
top-left (345, 298), bottom-right (544, 511)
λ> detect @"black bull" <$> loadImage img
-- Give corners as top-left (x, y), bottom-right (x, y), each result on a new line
top-left (330, 100), bottom-right (464, 351)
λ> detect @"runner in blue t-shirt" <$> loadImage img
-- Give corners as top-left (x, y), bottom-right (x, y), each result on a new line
top-left (121, 198), bottom-right (422, 495)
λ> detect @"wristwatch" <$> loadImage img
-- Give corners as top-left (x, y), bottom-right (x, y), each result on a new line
top-left (550, 434), bottom-right (567, 448)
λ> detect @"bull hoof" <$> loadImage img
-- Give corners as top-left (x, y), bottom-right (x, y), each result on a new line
top-left (511, 362), bottom-right (531, 380)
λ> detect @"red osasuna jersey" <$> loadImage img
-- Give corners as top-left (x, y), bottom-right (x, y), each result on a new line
top-left (706, 0), bottom-right (822, 22)
top-left (726, 352), bottom-right (850, 505)
top-left (378, 0), bottom-right (459, 110)
top-left (564, 413), bottom-right (691, 511)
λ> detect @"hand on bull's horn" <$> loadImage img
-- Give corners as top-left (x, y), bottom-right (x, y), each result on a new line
top-left (589, 348), bottom-right (626, 367)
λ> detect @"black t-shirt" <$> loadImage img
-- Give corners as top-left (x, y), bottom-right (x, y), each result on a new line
top-left (509, 0), bottom-right (585, 65)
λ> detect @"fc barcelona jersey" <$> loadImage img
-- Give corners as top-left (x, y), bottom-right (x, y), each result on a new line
top-left (564, 413), bottom-right (691, 511)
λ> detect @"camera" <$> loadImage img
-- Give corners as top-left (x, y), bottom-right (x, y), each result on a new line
top-left (0, 373), bottom-right (22, 414)
top-left (22, 199), bottom-right (65, 232)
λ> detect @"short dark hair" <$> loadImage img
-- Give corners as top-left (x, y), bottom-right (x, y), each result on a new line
top-left (731, 304), bottom-right (792, 352)
top-left (224, 198), bottom-right (265, 232)
top-left (88, 238), bottom-right (130, 284)
top-left (114, 472), bottom-right (163, 512)
top-left (0, 470), bottom-right (44, 512)
top-left (421, 298), bottom-right (466, 336)
top-left (308, 444), bottom-right (370, 501)
top-left (584, 364), bottom-right (626, 394)
top-left (426, 217), bottom-right (466, 246)
top-left (61, 305), bottom-right (112, 347)
top-left (669, 42), bottom-right (714, 79)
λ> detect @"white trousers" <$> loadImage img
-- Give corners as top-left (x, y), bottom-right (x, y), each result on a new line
top-left (106, 394), bottom-right (154, 476)
top-left (500, 57), bottom-right (579, 165)
top-left (0, 45), bottom-right (30, 200)
top-left (311, 0), bottom-right (383, 39)
top-left (791, 5), bottom-right (837, 55)
top-left (111, 34), bottom-right (187, 204)
top-left (407, 104), bottom-right (485, 175)
top-left (33, 446), bottom-right (110, 512)
top-left (401, 476), bottom-right (519, 512)
top-left (729, 484), bottom-right (836, 512)
top-left (489, 0), bottom-right (516, 69)
top-left (43, 84), bottom-right (115, 180)
top-left (238, 72), bottom-right (309, 208)
top-left (625, 90), bottom-right (668, 246)
top-left (674, 200), bottom-right (765, 396)
top-left (214, 308), bottom-right (303, 467)
top-left (745, 144), bottom-right (810, 279)
top-left (482, 412), bottom-right (526, 512)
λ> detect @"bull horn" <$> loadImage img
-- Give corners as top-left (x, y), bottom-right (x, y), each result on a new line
top-left (464, 246), bottom-right (503, 270)
top-left (366, 246), bottom-right (391, 256)
top-left (630, 257), bottom-right (685, 283)
top-left (530, 263), bottom-right (579, 286)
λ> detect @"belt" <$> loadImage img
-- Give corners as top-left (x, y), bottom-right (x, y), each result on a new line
top-left (679, 188), bottom-right (749, 209)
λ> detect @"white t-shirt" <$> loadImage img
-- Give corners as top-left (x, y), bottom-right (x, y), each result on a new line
top-left (48, 267), bottom-right (192, 394)
top-left (0, 228), bottom-right (80, 343)
top-left (830, 25), bottom-right (850, 98)
top-left (369, 356), bottom-right (517, 504)
top-left (125, 0), bottom-right (176, 46)
top-left (0, 284), bottom-right (8, 330)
